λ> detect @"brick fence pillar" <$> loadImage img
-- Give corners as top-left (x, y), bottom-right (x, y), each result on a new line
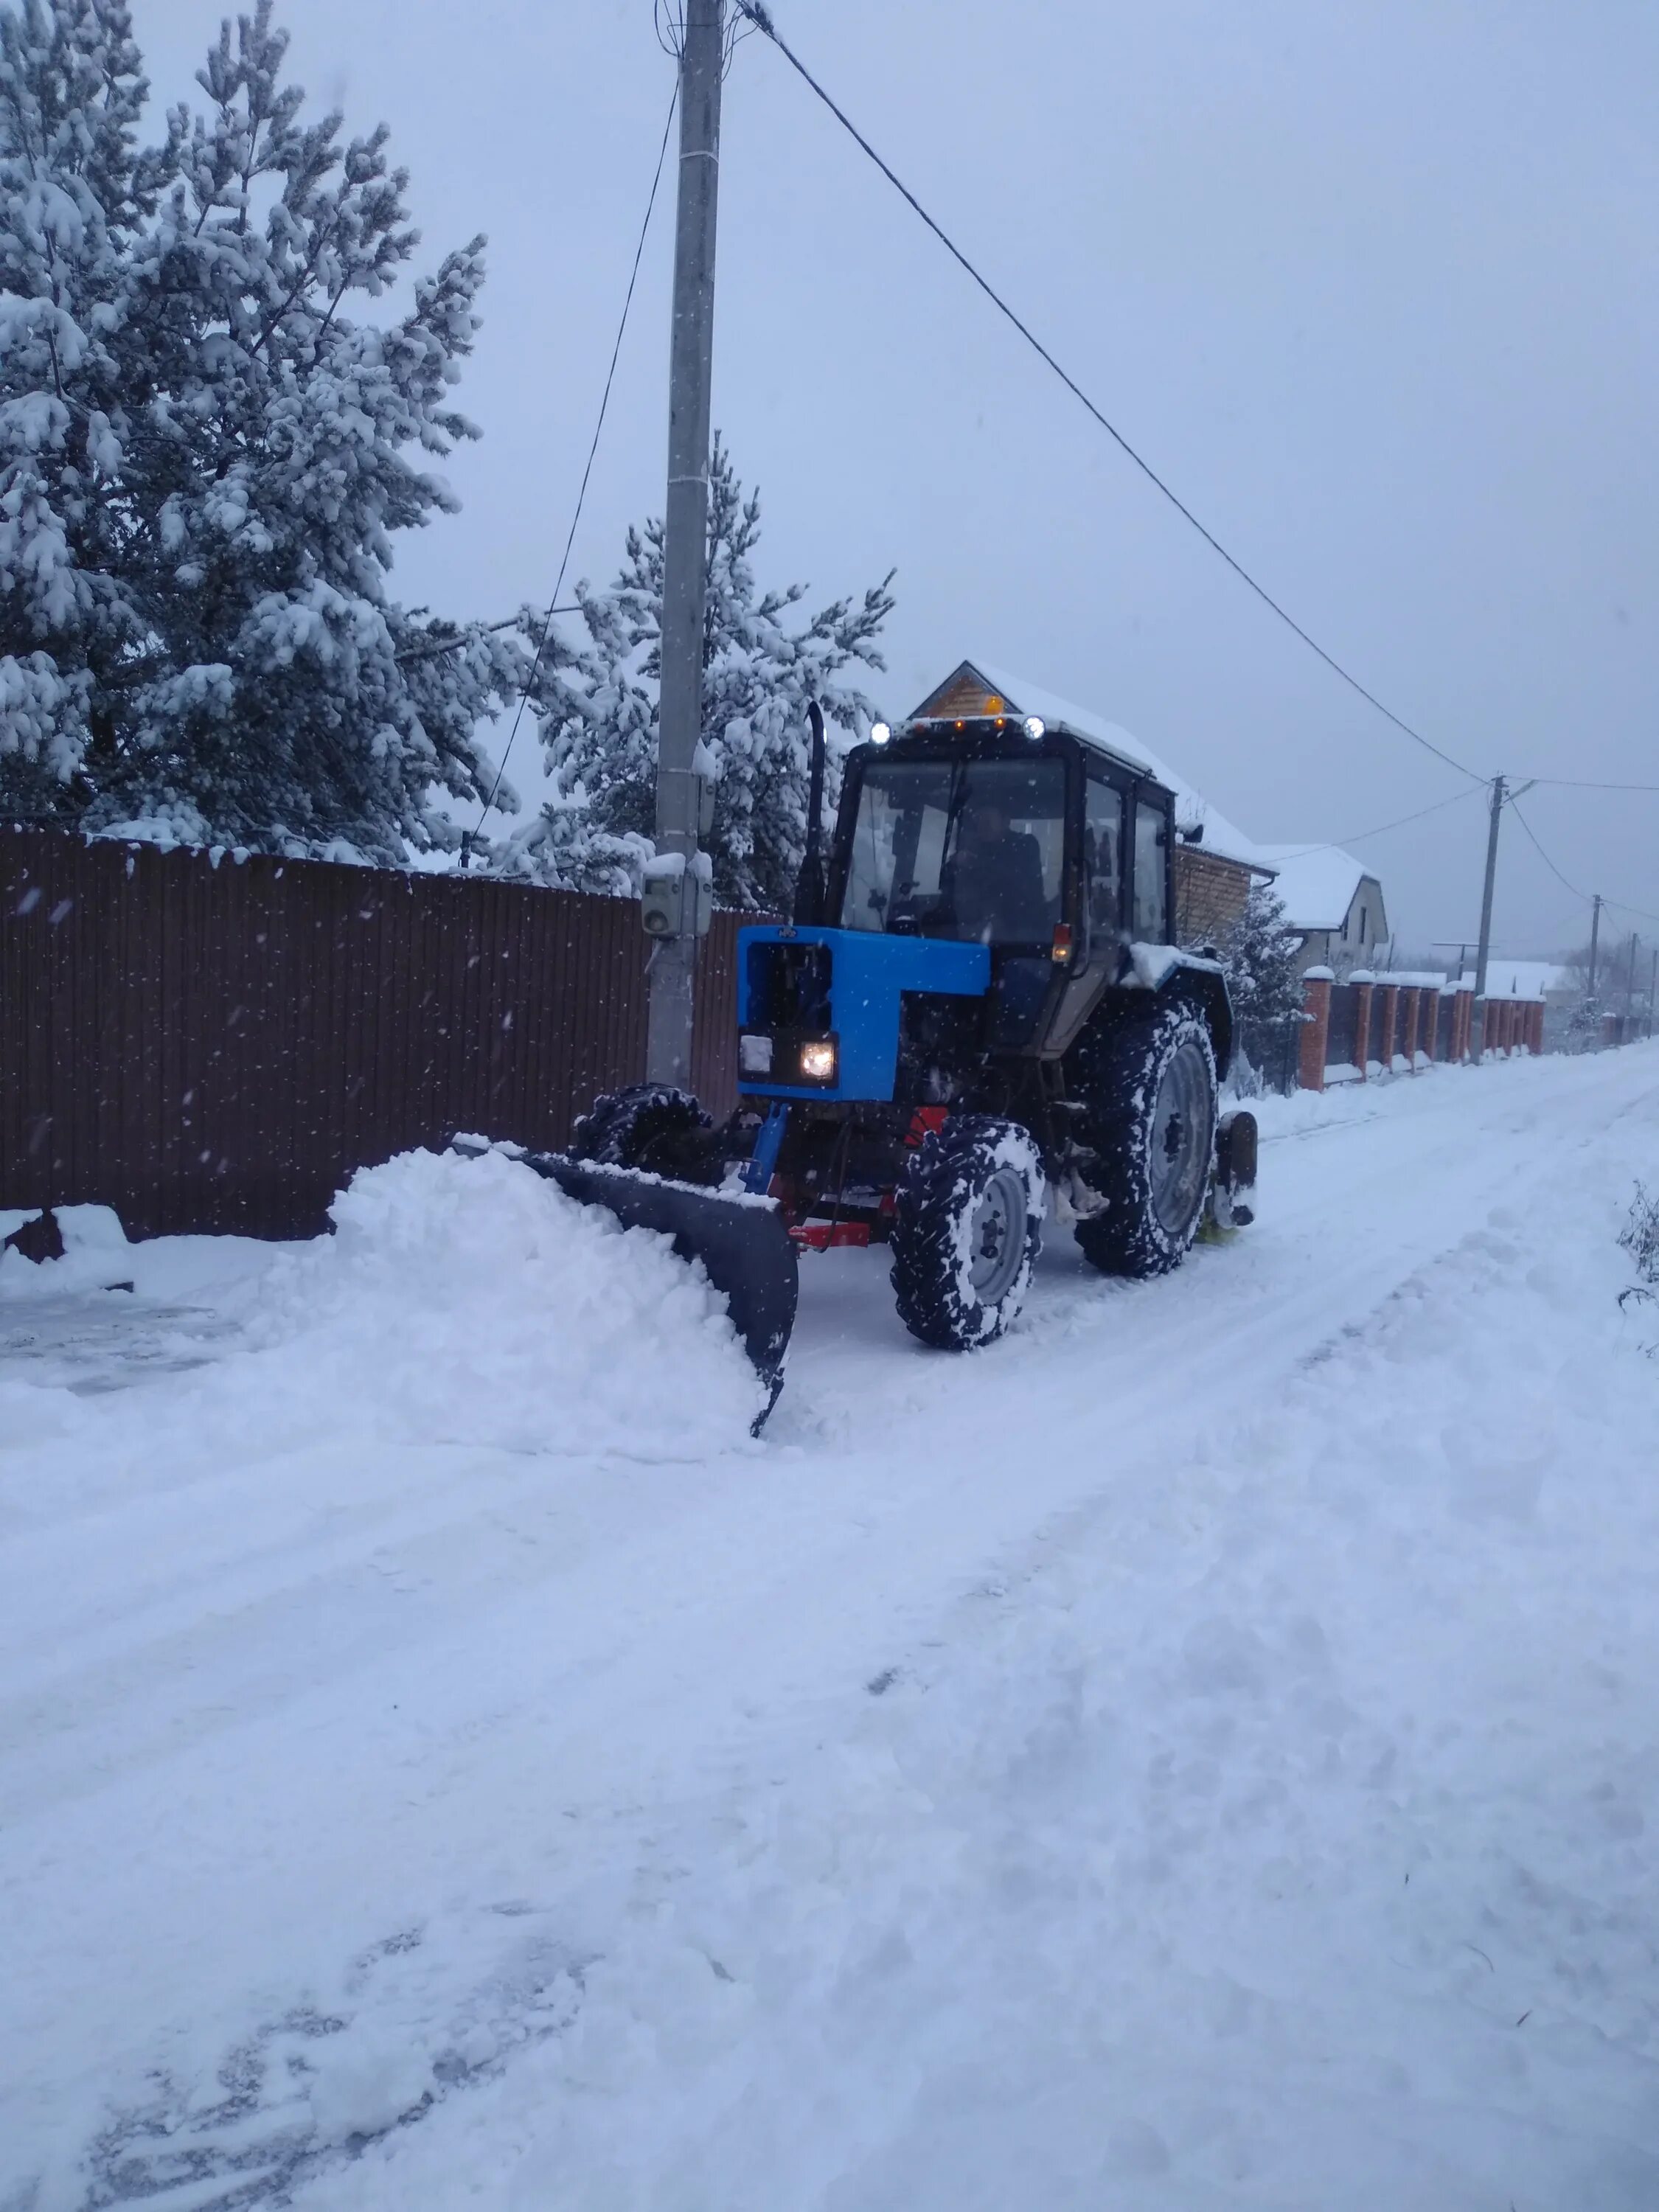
top-left (1454, 988), bottom-right (1472, 1060)
top-left (1298, 969), bottom-right (1332, 1091)
top-left (1532, 1001), bottom-right (1545, 1053)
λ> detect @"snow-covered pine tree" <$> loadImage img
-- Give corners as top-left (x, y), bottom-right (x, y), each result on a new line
top-left (0, 0), bottom-right (524, 859)
top-left (0, 0), bottom-right (153, 819)
top-left (509, 436), bottom-right (895, 911)
top-left (1219, 881), bottom-right (1306, 1091)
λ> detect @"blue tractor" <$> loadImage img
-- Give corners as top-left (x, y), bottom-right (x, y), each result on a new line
top-left (521, 677), bottom-right (1256, 1416)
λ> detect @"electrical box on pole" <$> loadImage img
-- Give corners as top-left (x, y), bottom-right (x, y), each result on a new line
top-left (647, 0), bottom-right (726, 1087)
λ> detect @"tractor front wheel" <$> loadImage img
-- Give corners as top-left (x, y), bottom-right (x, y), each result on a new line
top-left (891, 1115), bottom-right (1045, 1351)
top-left (569, 1083), bottom-right (713, 1179)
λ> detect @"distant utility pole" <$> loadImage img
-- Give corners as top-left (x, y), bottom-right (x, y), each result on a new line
top-left (646, 0), bottom-right (726, 1087)
top-left (1649, 946), bottom-right (1657, 1038)
top-left (1625, 932), bottom-right (1639, 1022)
top-left (1472, 773), bottom-right (1506, 1046)
top-left (1587, 893), bottom-right (1602, 998)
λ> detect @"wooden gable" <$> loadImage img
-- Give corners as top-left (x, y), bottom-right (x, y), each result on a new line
top-left (910, 661), bottom-right (1020, 720)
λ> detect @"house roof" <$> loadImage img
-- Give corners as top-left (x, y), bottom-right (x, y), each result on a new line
top-left (1252, 844), bottom-right (1381, 933)
top-left (909, 661), bottom-right (1272, 874)
top-left (1457, 960), bottom-right (1576, 998)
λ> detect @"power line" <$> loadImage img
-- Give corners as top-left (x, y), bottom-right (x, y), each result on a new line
top-left (1602, 892), bottom-right (1659, 928)
top-left (1492, 795), bottom-right (1659, 934)
top-left (1506, 794), bottom-right (1590, 904)
top-left (1525, 776), bottom-right (1659, 794)
top-left (1265, 785), bottom-right (1481, 863)
top-left (465, 83), bottom-right (678, 855)
top-left (735, 1), bottom-right (1485, 790)
top-left (397, 611), bottom-right (583, 669)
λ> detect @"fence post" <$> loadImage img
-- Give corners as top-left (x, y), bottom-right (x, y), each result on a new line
top-left (1298, 967), bottom-right (1333, 1091)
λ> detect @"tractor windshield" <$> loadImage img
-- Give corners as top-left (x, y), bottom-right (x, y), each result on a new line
top-left (839, 757), bottom-right (1065, 944)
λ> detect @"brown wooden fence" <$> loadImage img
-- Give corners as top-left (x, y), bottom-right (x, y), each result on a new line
top-left (1, 826), bottom-right (751, 1242)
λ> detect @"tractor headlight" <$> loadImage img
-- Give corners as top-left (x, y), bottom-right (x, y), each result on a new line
top-left (1023, 715), bottom-right (1045, 740)
top-left (869, 720), bottom-right (891, 746)
top-left (798, 1038), bottom-right (838, 1082)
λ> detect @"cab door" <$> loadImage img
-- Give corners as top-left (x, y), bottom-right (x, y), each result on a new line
top-left (1082, 766), bottom-right (1127, 960)
top-left (1129, 787), bottom-right (1173, 946)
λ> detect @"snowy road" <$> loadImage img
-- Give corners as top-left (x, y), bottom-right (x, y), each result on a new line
top-left (4, 1046), bottom-right (1659, 2211)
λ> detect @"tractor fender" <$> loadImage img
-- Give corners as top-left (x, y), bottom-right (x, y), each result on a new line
top-left (1065, 948), bottom-right (1234, 1082)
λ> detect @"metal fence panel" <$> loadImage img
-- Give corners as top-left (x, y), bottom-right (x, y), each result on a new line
top-left (1325, 984), bottom-right (1360, 1072)
top-left (1, 828), bottom-right (751, 1242)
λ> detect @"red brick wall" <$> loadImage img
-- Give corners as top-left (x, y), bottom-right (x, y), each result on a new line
top-left (1173, 846), bottom-right (1254, 947)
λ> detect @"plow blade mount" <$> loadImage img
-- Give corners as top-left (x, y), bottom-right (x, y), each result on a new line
top-left (521, 1150), bottom-right (799, 1426)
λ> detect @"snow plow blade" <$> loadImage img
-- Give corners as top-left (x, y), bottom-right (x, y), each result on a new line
top-left (519, 1150), bottom-right (798, 1427)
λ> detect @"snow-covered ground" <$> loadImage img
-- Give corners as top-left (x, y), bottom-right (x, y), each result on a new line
top-left (4, 1047), bottom-right (1658, 2211)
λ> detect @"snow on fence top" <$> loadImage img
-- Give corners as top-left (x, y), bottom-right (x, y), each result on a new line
top-left (1345, 970), bottom-right (1472, 993)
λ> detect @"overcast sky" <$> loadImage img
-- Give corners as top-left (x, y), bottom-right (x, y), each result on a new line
top-left (135, 0), bottom-right (1658, 956)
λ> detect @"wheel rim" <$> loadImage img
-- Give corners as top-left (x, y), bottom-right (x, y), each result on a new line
top-left (1149, 1038), bottom-right (1214, 1237)
top-left (967, 1166), bottom-right (1029, 1304)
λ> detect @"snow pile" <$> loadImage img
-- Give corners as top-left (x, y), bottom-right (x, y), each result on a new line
top-left (227, 1147), bottom-right (765, 1457)
top-left (0, 1150), bottom-right (762, 1486)
top-left (0, 1203), bottom-right (134, 1297)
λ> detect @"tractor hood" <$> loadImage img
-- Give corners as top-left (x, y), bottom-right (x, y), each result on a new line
top-left (736, 925), bottom-right (990, 1104)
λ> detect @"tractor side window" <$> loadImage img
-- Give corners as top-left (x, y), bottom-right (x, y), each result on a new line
top-left (1132, 798), bottom-right (1169, 942)
top-left (1084, 774), bottom-right (1124, 945)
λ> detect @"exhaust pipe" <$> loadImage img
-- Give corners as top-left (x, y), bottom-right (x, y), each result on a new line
top-left (793, 699), bottom-right (827, 926)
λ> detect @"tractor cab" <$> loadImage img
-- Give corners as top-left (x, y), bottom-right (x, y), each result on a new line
top-left (804, 675), bottom-right (1185, 1074)
top-left (831, 698), bottom-right (1175, 981)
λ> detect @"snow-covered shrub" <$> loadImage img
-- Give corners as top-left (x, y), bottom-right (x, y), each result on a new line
top-left (1619, 1184), bottom-right (1659, 1287)
top-left (507, 436), bottom-right (895, 912)
top-left (0, 0), bottom-right (525, 860)
top-left (1218, 883), bottom-right (1305, 1094)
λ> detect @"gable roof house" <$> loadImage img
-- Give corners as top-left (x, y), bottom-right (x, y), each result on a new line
top-left (1254, 845), bottom-right (1388, 978)
top-left (909, 662), bottom-right (1276, 947)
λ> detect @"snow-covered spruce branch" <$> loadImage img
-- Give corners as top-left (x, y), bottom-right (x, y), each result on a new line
top-left (0, 0), bottom-right (541, 861)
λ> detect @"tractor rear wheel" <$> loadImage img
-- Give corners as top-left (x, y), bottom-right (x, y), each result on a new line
top-left (1074, 1001), bottom-right (1218, 1279)
top-left (569, 1083), bottom-right (713, 1178)
top-left (891, 1115), bottom-right (1045, 1350)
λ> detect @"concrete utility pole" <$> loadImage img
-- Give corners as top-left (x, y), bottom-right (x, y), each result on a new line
top-left (645, 0), bottom-right (726, 1087)
top-left (1472, 773), bottom-right (1506, 1048)
top-left (1587, 892), bottom-right (1602, 998)
top-left (1625, 932), bottom-right (1639, 1022)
